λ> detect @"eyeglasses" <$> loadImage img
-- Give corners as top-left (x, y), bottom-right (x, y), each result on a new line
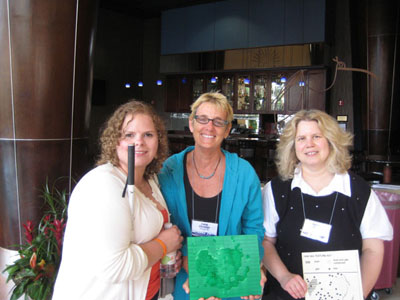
top-left (194, 115), bottom-right (229, 127)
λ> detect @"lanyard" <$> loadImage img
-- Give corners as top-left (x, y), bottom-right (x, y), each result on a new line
top-left (300, 191), bottom-right (339, 225)
top-left (192, 188), bottom-right (220, 223)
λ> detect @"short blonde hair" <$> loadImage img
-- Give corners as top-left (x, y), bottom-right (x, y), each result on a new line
top-left (276, 109), bottom-right (353, 180)
top-left (96, 100), bottom-right (168, 179)
top-left (190, 92), bottom-right (234, 123)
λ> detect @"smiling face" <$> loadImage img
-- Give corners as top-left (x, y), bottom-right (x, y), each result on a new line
top-left (189, 102), bottom-right (231, 150)
top-left (295, 120), bottom-right (330, 171)
top-left (116, 113), bottom-right (159, 175)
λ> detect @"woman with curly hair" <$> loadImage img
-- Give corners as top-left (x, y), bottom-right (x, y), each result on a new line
top-left (262, 109), bottom-right (393, 300)
top-left (53, 100), bottom-right (183, 300)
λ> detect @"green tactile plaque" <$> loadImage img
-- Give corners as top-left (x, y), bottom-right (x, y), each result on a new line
top-left (187, 235), bottom-right (261, 300)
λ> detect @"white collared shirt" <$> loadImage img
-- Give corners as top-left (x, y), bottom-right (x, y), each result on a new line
top-left (262, 168), bottom-right (393, 241)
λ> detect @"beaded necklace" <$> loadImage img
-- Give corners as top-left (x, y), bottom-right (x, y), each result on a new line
top-left (192, 152), bottom-right (221, 180)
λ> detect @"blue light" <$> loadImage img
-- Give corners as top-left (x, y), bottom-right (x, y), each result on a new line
top-left (299, 81), bottom-right (305, 87)
top-left (211, 77), bottom-right (217, 84)
top-left (182, 78), bottom-right (187, 84)
top-left (281, 77), bottom-right (287, 83)
top-left (156, 80), bottom-right (163, 86)
top-left (138, 81), bottom-right (143, 87)
top-left (244, 78), bottom-right (250, 84)
top-left (125, 83), bottom-right (131, 88)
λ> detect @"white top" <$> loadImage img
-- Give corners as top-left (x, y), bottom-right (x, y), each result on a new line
top-left (262, 168), bottom-right (393, 241)
top-left (52, 163), bottom-right (169, 300)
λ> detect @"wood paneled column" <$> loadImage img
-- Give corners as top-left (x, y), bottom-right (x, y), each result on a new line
top-left (367, 0), bottom-right (399, 157)
top-left (0, 0), bottom-right (98, 248)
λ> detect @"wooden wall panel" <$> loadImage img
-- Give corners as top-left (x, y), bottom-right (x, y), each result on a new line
top-left (16, 140), bottom-right (71, 242)
top-left (10, 1), bottom-right (75, 139)
top-left (73, 0), bottom-right (99, 137)
top-left (0, 0), bottom-right (13, 138)
top-left (0, 141), bottom-right (19, 246)
top-left (0, 0), bottom-right (97, 249)
top-left (367, 1), bottom-right (397, 156)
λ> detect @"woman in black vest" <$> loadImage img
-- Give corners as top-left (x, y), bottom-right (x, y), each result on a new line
top-left (262, 109), bottom-right (393, 300)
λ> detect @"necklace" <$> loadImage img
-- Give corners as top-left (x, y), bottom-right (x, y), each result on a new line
top-left (192, 152), bottom-right (221, 180)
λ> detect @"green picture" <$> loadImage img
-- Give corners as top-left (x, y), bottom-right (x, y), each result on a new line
top-left (187, 235), bottom-right (261, 300)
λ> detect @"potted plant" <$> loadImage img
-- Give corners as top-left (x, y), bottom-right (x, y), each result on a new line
top-left (2, 179), bottom-right (68, 300)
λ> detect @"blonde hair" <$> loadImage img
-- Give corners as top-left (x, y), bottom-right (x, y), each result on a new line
top-left (190, 92), bottom-right (233, 123)
top-left (96, 100), bottom-right (168, 179)
top-left (276, 109), bottom-right (353, 180)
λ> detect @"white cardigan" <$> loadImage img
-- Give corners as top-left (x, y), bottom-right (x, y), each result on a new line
top-left (52, 163), bottom-right (169, 300)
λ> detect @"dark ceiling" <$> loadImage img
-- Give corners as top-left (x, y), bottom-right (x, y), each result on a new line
top-left (99, 0), bottom-right (222, 18)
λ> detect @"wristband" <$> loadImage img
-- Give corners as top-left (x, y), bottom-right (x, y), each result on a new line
top-left (154, 238), bottom-right (167, 257)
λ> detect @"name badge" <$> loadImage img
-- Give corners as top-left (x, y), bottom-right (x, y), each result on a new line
top-left (300, 218), bottom-right (332, 243)
top-left (191, 220), bottom-right (218, 237)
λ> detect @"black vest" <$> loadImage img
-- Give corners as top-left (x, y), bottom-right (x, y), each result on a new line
top-left (267, 172), bottom-right (370, 300)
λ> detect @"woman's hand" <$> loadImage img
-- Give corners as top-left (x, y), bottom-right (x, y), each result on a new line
top-left (263, 236), bottom-right (307, 299)
top-left (182, 277), bottom-right (221, 300)
top-left (157, 225), bottom-right (183, 253)
top-left (174, 250), bottom-right (183, 274)
top-left (280, 273), bottom-right (307, 299)
top-left (182, 278), bottom-right (190, 294)
top-left (240, 265), bottom-right (267, 300)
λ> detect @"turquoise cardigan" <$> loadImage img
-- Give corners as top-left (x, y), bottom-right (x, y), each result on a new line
top-left (158, 146), bottom-right (265, 300)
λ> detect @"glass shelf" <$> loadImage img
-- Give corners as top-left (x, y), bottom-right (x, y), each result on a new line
top-left (253, 75), bottom-right (267, 111)
top-left (270, 75), bottom-right (286, 111)
top-left (221, 76), bottom-right (234, 107)
top-left (237, 75), bottom-right (251, 111)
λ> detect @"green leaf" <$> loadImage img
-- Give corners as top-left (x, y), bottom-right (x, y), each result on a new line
top-left (6, 177), bottom-right (70, 300)
top-left (10, 279), bottom-right (30, 300)
top-left (26, 281), bottom-right (40, 299)
top-left (3, 264), bottom-right (20, 276)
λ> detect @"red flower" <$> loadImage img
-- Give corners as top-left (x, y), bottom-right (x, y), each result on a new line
top-left (3, 180), bottom-right (69, 300)
top-left (29, 252), bottom-right (37, 269)
top-left (43, 214), bottom-right (51, 223)
top-left (50, 218), bottom-right (66, 254)
top-left (34, 273), bottom-right (44, 281)
top-left (23, 221), bottom-right (34, 244)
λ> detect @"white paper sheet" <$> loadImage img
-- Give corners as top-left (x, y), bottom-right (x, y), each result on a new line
top-left (302, 250), bottom-right (363, 300)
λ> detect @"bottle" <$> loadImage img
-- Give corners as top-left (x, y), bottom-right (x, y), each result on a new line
top-left (383, 163), bottom-right (392, 184)
top-left (160, 223), bottom-right (177, 278)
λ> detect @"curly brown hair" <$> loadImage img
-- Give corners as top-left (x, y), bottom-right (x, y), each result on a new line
top-left (96, 100), bottom-right (169, 179)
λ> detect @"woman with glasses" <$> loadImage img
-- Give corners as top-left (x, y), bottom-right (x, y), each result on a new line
top-left (158, 92), bottom-right (266, 300)
top-left (53, 100), bottom-right (183, 300)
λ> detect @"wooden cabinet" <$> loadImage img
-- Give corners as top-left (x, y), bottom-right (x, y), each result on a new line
top-left (306, 69), bottom-right (326, 111)
top-left (164, 68), bottom-right (326, 114)
top-left (165, 76), bottom-right (192, 112)
top-left (286, 69), bottom-right (326, 114)
top-left (232, 69), bottom-right (326, 114)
